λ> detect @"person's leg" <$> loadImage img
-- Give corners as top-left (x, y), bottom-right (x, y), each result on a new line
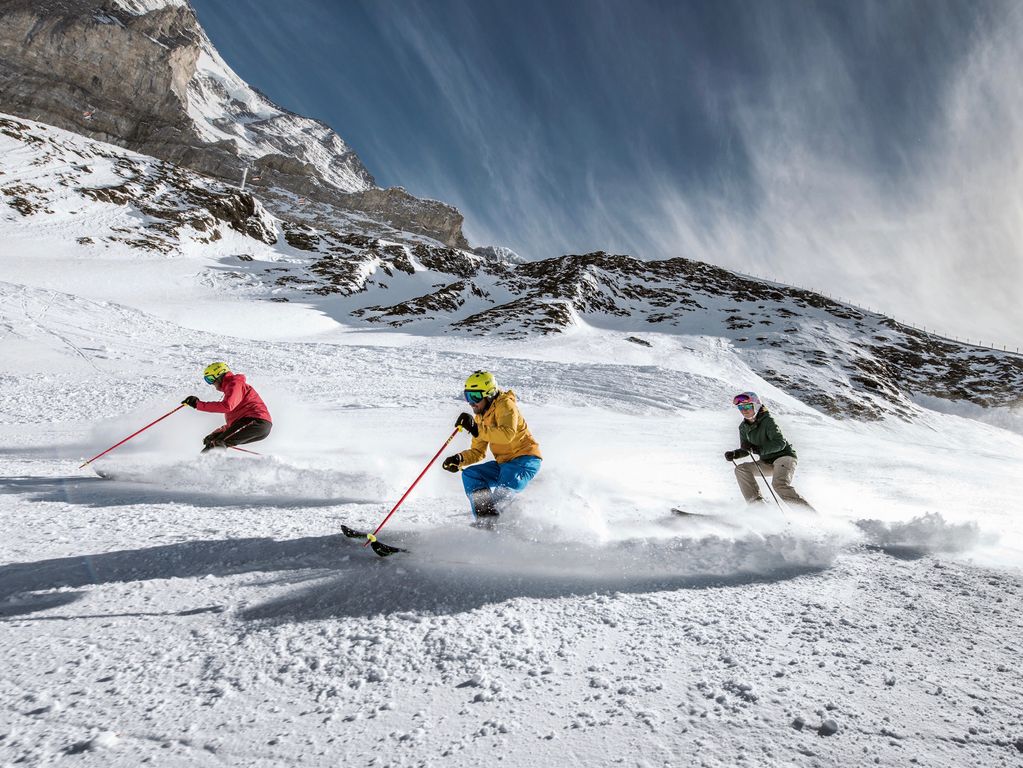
top-left (469, 489), bottom-right (497, 518)
top-left (493, 455), bottom-right (541, 496)
top-left (496, 456), bottom-right (542, 491)
top-left (733, 461), bottom-right (767, 504)
top-left (488, 456), bottom-right (542, 511)
top-left (221, 418), bottom-right (272, 447)
top-left (769, 456), bottom-right (815, 511)
top-left (461, 461), bottom-right (501, 517)
top-left (201, 427), bottom-right (226, 453)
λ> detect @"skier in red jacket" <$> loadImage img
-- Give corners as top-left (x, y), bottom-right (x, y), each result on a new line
top-left (181, 362), bottom-right (272, 452)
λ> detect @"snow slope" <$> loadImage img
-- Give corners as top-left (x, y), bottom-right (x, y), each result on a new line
top-left (3, 123), bottom-right (1023, 765)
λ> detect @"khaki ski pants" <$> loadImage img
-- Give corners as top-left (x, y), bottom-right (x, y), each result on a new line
top-left (734, 456), bottom-right (815, 510)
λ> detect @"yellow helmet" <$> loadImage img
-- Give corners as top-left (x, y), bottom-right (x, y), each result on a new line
top-left (464, 370), bottom-right (498, 403)
top-left (203, 361), bottom-right (230, 384)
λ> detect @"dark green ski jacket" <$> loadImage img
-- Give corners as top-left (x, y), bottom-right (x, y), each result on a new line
top-left (738, 409), bottom-right (797, 464)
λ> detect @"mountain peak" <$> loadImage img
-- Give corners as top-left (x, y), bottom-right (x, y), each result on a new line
top-left (0, 0), bottom-right (373, 192)
top-left (0, 0), bottom-right (468, 247)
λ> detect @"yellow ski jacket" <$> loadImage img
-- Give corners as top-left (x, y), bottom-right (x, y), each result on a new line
top-left (458, 390), bottom-right (542, 466)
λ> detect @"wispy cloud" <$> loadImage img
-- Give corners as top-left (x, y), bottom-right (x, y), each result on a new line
top-left (391, 0), bottom-right (1023, 347)
top-left (622, 1), bottom-right (1023, 347)
top-left (198, 0), bottom-right (1023, 347)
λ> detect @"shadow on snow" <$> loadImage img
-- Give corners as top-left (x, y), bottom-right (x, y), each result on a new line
top-left (0, 521), bottom-right (835, 621)
top-left (0, 474), bottom-right (352, 509)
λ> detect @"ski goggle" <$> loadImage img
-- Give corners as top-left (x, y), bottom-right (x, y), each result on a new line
top-left (736, 403), bottom-right (756, 412)
top-left (204, 374), bottom-right (218, 385)
top-left (464, 390), bottom-right (486, 404)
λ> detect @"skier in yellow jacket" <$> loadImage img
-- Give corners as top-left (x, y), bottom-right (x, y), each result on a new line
top-left (442, 371), bottom-right (543, 520)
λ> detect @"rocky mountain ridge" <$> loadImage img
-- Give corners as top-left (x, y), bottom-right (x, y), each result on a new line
top-left (4, 113), bottom-right (1021, 424)
top-left (0, 0), bottom-right (468, 248)
top-left (275, 233), bottom-right (1023, 420)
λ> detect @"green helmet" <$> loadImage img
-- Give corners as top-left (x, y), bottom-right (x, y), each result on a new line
top-left (463, 370), bottom-right (498, 403)
top-left (203, 361), bottom-right (230, 385)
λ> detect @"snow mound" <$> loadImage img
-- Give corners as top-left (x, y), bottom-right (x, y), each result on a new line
top-left (420, 524), bottom-right (841, 581)
top-left (853, 512), bottom-right (984, 556)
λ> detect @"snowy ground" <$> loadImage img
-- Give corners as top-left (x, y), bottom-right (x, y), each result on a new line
top-left (3, 201), bottom-right (1023, 766)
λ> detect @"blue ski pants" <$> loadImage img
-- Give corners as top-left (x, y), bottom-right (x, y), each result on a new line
top-left (461, 455), bottom-right (542, 513)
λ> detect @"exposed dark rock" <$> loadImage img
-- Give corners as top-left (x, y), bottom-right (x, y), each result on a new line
top-left (283, 225), bottom-right (320, 251)
top-left (355, 281), bottom-right (471, 326)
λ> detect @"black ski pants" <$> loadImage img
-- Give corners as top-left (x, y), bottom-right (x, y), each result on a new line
top-left (202, 417), bottom-right (272, 452)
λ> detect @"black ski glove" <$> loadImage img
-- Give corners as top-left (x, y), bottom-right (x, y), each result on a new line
top-left (455, 412), bottom-right (479, 437)
top-left (182, 396), bottom-right (199, 408)
top-left (724, 449), bottom-right (750, 461)
top-left (442, 454), bottom-right (462, 473)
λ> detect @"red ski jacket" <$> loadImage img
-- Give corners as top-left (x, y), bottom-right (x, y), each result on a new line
top-left (196, 372), bottom-right (272, 425)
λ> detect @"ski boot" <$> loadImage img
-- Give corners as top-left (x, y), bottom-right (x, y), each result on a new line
top-left (470, 489), bottom-right (499, 530)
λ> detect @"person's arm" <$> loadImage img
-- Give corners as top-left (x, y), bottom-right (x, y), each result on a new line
top-left (761, 414), bottom-right (788, 454)
top-left (196, 377), bottom-right (244, 414)
top-left (739, 424), bottom-right (753, 452)
top-left (458, 436), bottom-right (489, 466)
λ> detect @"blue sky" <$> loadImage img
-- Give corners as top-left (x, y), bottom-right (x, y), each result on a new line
top-left (190, 0), bottom-right (1023, 348)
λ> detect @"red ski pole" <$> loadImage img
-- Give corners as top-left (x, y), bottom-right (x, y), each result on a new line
top-left (79, 404), bottom-right (186, 468)
top-left (364, 426), bottom-right (462, 546)
top-left (229, 445), bottom-right (261, 456)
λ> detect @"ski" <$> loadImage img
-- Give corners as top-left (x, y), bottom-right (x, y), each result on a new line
top-left (340, 524), bottom-right (408, 557)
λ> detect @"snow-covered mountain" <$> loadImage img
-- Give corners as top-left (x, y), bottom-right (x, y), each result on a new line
top-left (0, 0), bottom-right (467, 248)
top-left (3, 114), bottom-right (1021, 426)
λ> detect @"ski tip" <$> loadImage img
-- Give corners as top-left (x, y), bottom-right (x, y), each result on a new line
top-left (370, 540), bottom-right (408, 557)
top-left (671, 508), bottom-right (710, 517)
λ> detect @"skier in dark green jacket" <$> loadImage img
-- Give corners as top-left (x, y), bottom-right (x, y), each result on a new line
top-left (724, 392), bottom-right (815, 510)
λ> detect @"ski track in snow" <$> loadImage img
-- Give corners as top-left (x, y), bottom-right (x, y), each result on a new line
top-left (3, 244), bottom-right (1023, 762)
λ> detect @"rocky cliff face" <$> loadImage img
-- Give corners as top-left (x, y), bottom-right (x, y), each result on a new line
top-left (0, 0), bottom-right (468, 247)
